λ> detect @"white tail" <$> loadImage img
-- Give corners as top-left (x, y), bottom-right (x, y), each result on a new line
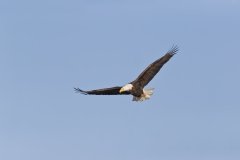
top-left (132, 88), bottom-right (154, 102)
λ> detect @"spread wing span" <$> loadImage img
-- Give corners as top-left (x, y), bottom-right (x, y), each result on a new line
top-left (132, 45), bottom-right (178, 87)
top-left (74, 86), bottom-right (131, 95)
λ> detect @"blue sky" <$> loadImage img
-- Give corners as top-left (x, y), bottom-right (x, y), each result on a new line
top-left (1, 0), bottom-right (240, 160)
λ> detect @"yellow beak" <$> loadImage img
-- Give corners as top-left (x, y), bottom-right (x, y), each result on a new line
top-left (119, 88), bottom-right (124, 93)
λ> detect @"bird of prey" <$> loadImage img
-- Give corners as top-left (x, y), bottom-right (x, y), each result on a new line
top-left (74, 46), bottom-right (178, 101)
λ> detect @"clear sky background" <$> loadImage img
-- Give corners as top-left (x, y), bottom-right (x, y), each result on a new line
top-left (1, 0), bottom-right (240, 160)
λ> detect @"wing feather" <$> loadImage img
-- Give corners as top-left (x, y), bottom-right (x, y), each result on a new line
top-left (132, 45), bottom-right (178, 87)
top-left (74, 86), bottom-right (131, 95)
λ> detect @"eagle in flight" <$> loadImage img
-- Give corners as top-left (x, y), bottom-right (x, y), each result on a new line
top-left (74, 46), bottom-right (178, 101)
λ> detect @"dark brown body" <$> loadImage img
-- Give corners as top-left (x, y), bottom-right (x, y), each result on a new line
top-left (130, 82), bottom-right (143, 97)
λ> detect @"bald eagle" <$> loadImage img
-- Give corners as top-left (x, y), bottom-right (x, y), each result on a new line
top-left (74, 46), bottom-right (178, 101)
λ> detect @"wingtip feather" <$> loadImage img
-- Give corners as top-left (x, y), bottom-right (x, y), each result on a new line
top-left (74, 88), bottom-right (88, 95)
top-left (168, 45), bottom-right (179, 56)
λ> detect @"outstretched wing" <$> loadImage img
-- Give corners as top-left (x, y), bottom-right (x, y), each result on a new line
top-left (132, 45), bottom-right (178, 87)
top-left (74, 86), bottom-right (131, 95)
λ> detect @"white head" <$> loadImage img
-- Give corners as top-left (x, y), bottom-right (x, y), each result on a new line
top-left (119, 84), bottom-right (133, 93)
